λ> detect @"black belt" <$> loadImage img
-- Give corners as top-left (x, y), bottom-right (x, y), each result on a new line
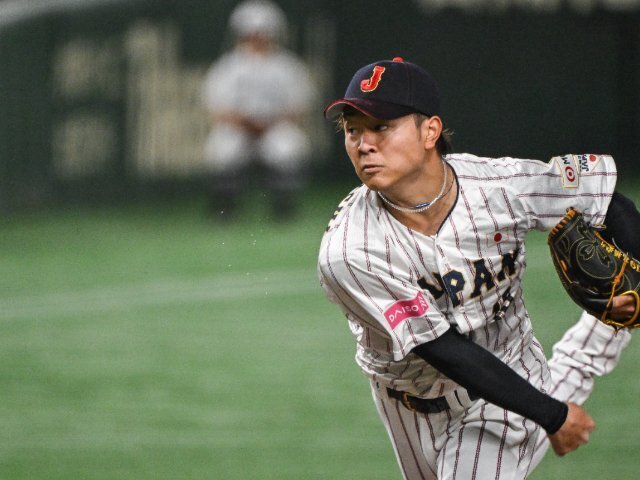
top-left (387, 387), bottom-right (479, 414)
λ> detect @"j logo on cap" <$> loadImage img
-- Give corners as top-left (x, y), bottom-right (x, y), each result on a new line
top-left (360, 66), bottom-right (386, 92)
top-left (324, 57), bottom-right (441, 120)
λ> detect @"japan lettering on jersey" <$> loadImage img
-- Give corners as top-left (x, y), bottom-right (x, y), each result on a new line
top-left (319, 153), bottom-right (616, 357)
top-left (318, 151), bottom-right (616, 398)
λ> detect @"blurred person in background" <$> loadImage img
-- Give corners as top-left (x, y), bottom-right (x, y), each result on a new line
top-left (202, 0), bottom-right (316, 221)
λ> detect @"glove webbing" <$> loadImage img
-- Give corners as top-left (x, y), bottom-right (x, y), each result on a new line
top-left (599, 239), bottom-right (640, 330)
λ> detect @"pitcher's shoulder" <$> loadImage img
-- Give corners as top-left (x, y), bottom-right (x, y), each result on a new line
top-left (323, 185), bottom-right (375, 235)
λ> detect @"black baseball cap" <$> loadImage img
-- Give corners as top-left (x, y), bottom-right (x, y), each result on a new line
top-left (324, 57), bottom-right (441, 120)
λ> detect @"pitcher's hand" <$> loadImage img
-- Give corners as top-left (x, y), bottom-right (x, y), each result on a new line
top-left (548, 402), bottom-right (595, 456)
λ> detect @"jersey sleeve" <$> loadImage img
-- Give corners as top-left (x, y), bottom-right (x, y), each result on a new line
top-left (505, 153), bottom-right (617, 230)
top-left (319, 260), bottom-right (450, 361)
top-left (318, 224), bottom-right (451, 362)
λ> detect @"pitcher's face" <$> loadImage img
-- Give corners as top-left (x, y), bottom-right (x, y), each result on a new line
top-left (343, 112), bottom-right (429, 192)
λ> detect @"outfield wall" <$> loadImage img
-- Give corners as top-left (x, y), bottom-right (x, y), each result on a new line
top-left (1, 0), bottom-right (638, 210)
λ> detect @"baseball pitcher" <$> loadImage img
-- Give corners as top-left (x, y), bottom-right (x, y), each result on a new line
top-left (318, 57), bottom-right (638, 479)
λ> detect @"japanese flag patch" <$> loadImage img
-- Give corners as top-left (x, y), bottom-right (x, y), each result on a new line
top-left (574, 153), bottom-right (606, 173)
top-left (486, 229), bottom-right (511, 247)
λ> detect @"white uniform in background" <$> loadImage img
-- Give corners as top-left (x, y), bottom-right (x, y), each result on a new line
top-left (201, 0), bottom-right (316, 219)
top-left (318, 152), bottom-right (631, 479)
top-left (202, 47), bottom-right (314, 176)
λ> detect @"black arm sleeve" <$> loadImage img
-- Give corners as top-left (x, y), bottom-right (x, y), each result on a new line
top-left (412, 328), bottom-right (568, 434)
top-left (601, 191), bottom-right (640, 257)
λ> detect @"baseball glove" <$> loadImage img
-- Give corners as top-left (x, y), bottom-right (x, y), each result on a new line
top-left (548, 207), bottom-right (640, 329)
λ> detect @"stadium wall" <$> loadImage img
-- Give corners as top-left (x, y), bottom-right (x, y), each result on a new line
top-left (0, 0), bottom-right (638, 210)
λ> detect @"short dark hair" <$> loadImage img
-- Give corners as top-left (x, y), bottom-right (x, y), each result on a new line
top-left (336, 109), bottom-right (453, 156)
top-left (334, 105), bottom-right (357, 132)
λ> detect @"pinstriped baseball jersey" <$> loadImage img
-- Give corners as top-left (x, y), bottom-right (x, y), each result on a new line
top-left (318, 152), bottom-right (616, 399)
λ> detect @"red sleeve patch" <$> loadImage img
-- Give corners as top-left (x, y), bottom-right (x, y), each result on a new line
top-left (384, 292), bottom-right (430, 330)
top-left (554, 155), bottom-right (579, 188)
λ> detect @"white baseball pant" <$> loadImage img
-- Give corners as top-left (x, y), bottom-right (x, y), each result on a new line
top-left (370, 313), bottom-right (631, 480)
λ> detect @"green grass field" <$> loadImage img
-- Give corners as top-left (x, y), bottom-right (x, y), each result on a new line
top-left (1, 186), bottom-right (639, 479)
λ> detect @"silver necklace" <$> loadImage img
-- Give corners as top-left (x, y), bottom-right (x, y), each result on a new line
top-left (377, 157), bottom-right (449, 214)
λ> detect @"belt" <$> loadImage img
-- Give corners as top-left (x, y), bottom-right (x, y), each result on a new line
top-left (387, 387), bottom-right (479, 414)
